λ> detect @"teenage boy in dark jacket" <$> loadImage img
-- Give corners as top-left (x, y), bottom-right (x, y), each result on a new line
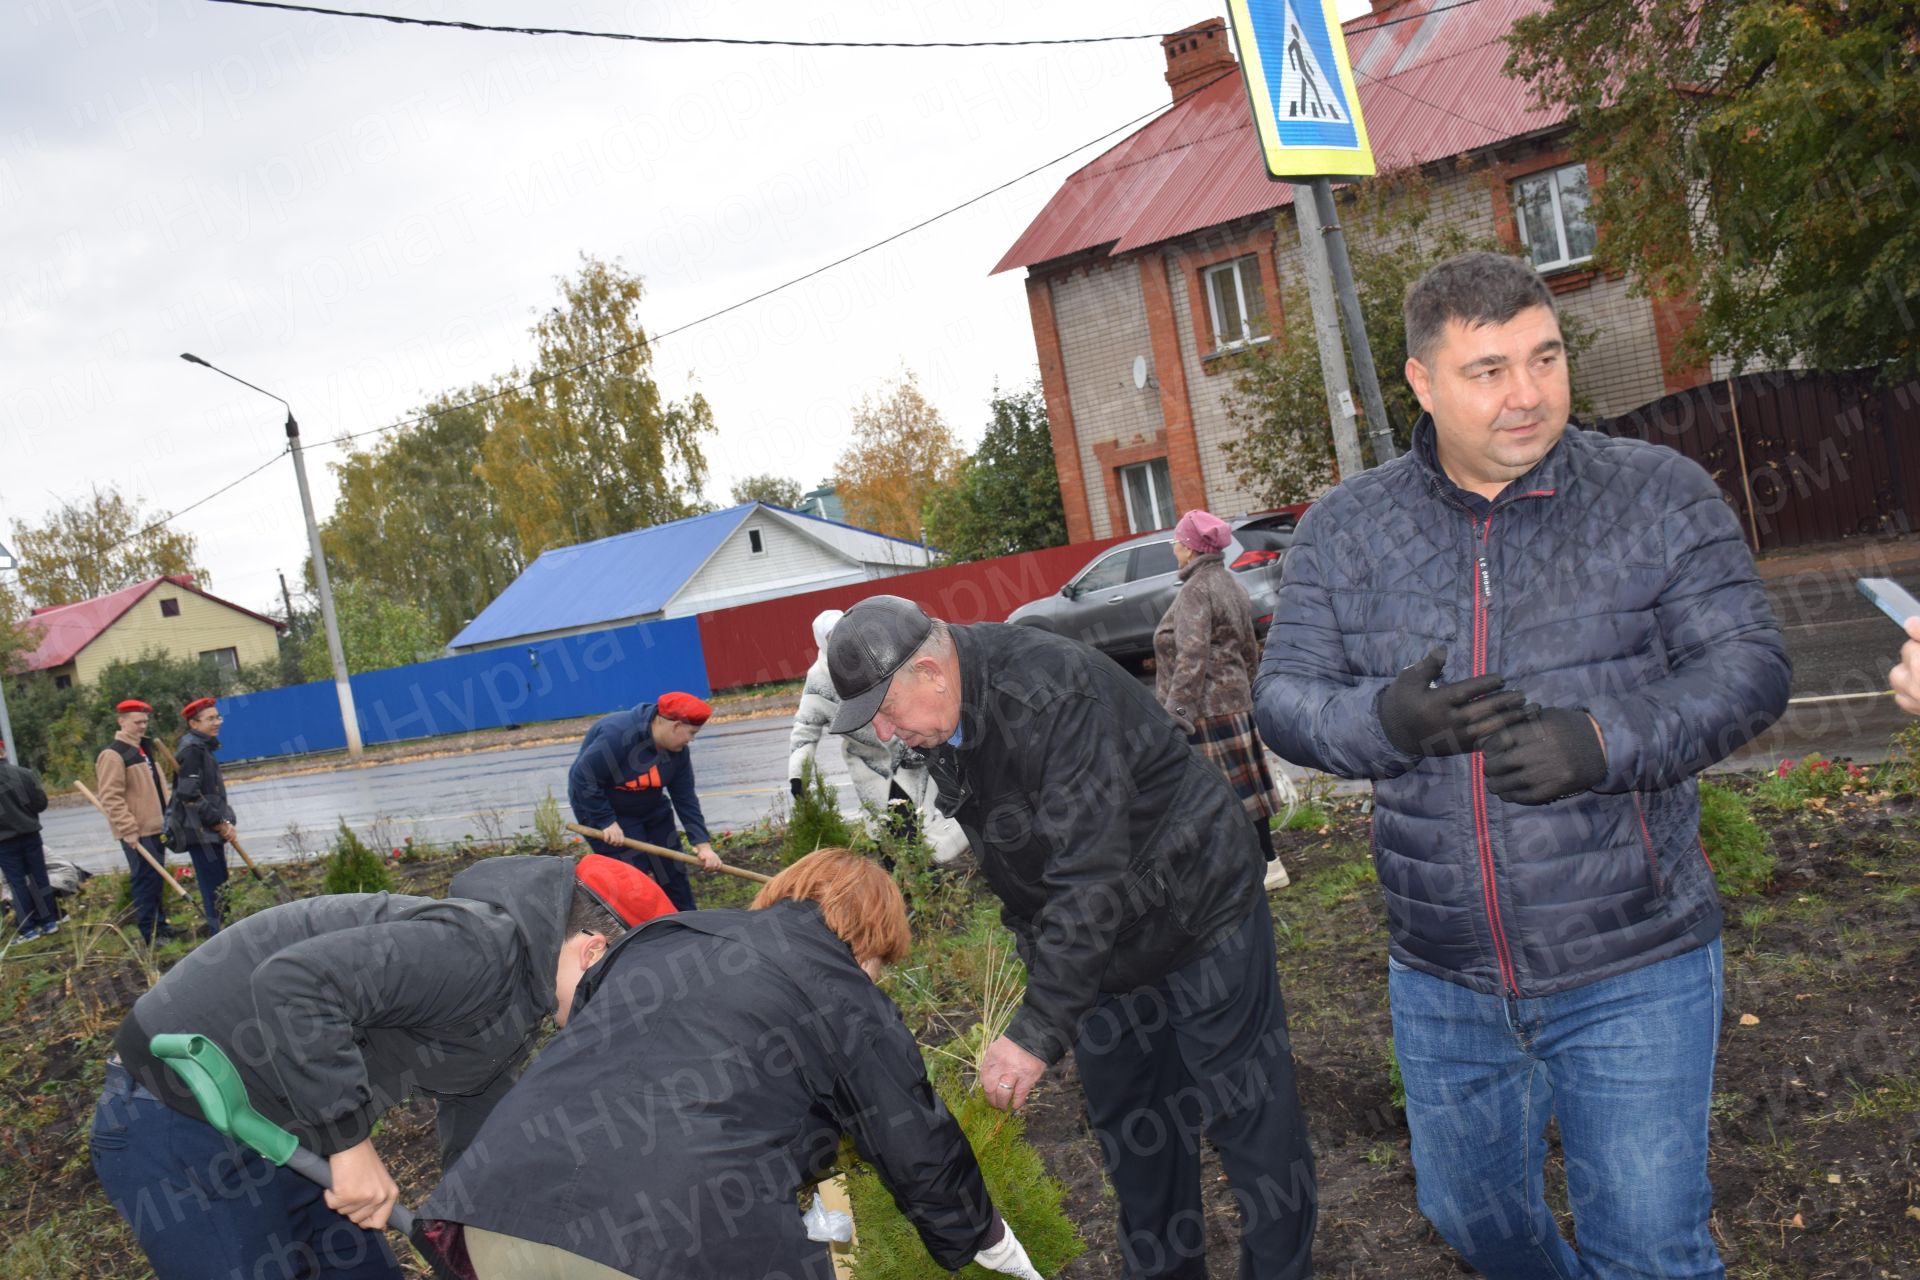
top-left (568, 691), bottom-right (722, 909)
top-left (828, 597), bottom-right (1316, 1280)
top-left (90, 853), bottom-right (675, 1280)
top-left (1255, 251), bottom-right (1789, 1278)
top-left (167, 697), bottom-right (237, 934)
top-left (0, 738), bottom-right (58, 940)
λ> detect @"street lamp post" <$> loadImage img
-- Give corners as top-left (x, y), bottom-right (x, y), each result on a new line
top-left (0, 538), bottom-right (16, 762)
top-left (179, 354), bottom-right (363, 759)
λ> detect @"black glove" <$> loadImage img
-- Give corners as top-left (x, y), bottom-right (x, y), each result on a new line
top-left (789, 776), bottom-right (805, 798)
top-left (1480, 705), bottom-right (1608, 804)
top-left (1378, 646), bottom-right (1528, 757)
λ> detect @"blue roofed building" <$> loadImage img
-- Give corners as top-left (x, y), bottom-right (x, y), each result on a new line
top-left (445, 503), bottom-right (930, 653)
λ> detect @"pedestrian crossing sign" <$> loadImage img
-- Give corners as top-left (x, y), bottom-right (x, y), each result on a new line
top-left (1226, 0), bottom-right (1376, 179)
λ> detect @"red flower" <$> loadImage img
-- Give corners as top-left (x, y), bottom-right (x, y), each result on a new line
top-left (1809, 760), bottom-right (1831, 773)
top-left (1846, 763), bottom-right (1868, 779)
top-left (1775, 759), bottom-right (1794, 777)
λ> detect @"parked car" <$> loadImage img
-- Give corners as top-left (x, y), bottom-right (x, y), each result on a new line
top-left (1007, 508), bottom-right (1305, 665)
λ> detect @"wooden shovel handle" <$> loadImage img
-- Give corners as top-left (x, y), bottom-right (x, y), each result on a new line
top-left (72, 780), bottom-right (191, 900)
top-left (564, 822), bottom-right (771, 884)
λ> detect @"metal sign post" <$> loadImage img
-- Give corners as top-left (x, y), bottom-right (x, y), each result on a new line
top-left (1227, 0), bottom-right (1399, 464)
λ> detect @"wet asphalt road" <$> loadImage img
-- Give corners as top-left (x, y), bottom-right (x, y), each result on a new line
top-left (36, 551), bottom-right (1917, 876)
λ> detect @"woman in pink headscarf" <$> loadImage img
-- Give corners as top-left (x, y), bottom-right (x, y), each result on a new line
top-left (1153, 509), bottom-right (1289, 892)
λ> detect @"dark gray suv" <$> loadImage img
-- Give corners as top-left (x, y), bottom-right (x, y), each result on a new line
top-left (1007, 510), bottom-right (1300, 664)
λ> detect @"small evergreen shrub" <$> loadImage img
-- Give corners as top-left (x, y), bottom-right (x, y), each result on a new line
top-left (783, 759), bottom-right (853, 866)
top-left (1698, 781), bottom-right (1773, 897)
top-left (844, 1062), bottom-right (1084, 1280)
top-left (321, 821), bottom-right (394, 895)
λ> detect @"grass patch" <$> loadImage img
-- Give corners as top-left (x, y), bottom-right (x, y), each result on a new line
top-left (1309, 854), bottom-right (1377, 909)
top-left (1699, 781), bottom-right (1773, 896)
top-left (1278, 802), bottom-right (1333, 832)
top-left (1827, 1075), bottom-right (1920, 1124)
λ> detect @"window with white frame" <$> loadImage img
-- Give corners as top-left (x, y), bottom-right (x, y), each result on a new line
top-left (1202, 256), bottom-right (1269, 351)
top-left (1119, 459), bottom-right (1176, 533)
top-left (1512, 163), bottom-right (1597, 271)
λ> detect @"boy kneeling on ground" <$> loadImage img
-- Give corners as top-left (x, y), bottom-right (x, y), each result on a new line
top-left (91, 852), bottom-right (674, 1280)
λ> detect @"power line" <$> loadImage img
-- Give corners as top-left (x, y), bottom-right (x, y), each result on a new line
top-left (205, 0), bottom-right (1172, 47)
top-left (96, 451), bottom-right (287, 562)
top-left (316, 69), bottom-right (1242, 455)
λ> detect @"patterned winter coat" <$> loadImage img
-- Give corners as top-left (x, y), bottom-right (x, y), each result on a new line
top-left (1153, 551), bottom-right (1260, 727)
top-left (1255, 418), bottom-right (1790, 998)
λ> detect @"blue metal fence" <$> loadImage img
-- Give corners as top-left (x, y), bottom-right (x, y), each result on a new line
top-left (215, 618), bottom-right (709, 761)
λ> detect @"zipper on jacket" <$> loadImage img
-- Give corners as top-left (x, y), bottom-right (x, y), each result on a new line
top-left (1631, 791), bottom-right (1664, 892)
top-left (1469, 512), bottom-right (1521, 997)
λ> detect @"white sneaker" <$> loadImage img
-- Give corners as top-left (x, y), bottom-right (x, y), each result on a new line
top-left (1264, 858), bottom-right (1291, 892)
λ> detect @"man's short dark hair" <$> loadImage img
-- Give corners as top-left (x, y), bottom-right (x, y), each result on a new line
top-left (1405, 252), bottom-right (1556, 365)
top-left (567, 885), bottom-right (630, 940)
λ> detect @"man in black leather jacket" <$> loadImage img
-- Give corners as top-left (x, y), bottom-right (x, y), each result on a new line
top-left (829, 596), bottom-right (1316, 1280)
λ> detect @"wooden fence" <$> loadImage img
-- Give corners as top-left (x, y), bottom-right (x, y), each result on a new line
top-left (1603, 369), bottom-right (1920, 552)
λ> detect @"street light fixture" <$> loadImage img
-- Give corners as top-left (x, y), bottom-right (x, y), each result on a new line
top-left (179, 354), bottom-right (363, 759)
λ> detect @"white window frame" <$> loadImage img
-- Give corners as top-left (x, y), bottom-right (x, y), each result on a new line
top-left (1512, 163), bottom-right (1596, 272)
top-left (1202, 257), bottom-right (1269, 352)
top-left (201, 647), bottom-right (240, 672)
top-left (1118, 459), bottom-right (1176, 534)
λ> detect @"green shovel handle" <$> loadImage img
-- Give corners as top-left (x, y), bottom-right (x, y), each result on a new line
top-left (149, 1033), bottom-right (416, 1233)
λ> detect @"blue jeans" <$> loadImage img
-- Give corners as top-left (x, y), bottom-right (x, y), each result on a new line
top-left (0, 831), bottom-right (56, 931)
top-left (1390, 940), bottom-right (1725, 1279)
top-left (90, 1062), bottom-right (401, 1280)
top-left (122, 835), bottom-right (171, 941)
top-left (180, 841), bottom-right (231, 933)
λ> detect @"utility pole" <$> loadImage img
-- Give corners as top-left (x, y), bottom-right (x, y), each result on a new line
top-left (1311, 179), bottom-right (1399, 464)
top-left (278, 571), bottom-right (295, 624)
top-left (1292, 192), bottom-right (1365, 480)
top-left (181, 355), bottom-right (363, 759)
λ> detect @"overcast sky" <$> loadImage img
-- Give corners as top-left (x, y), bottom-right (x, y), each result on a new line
top-left (3, 0), bottom-right (1368, 616)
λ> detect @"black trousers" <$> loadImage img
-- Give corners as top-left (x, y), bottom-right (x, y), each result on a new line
top-left (1072, 895), bottom-right (1317, 1279)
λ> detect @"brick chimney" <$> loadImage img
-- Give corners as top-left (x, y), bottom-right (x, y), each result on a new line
top-left (1369, 0), bottom-right (1405, 14)
top-left (1162, 18), bottom-right (1237, 104)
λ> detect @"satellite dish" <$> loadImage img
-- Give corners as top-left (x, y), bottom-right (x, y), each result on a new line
top-left (1131, 356), bottom-right (1148, 390)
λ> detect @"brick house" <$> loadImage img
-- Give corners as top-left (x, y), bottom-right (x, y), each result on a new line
top-left (994, 0), bottom-right (1711, 543)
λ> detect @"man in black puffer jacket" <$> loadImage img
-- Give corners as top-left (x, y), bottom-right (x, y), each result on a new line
top-left (167, 697), bottom-right (237, 934)
top-left (829, 597), bottom-right (1316, 1280)
top-left (1256, 251), bottom-right (1789, 1280)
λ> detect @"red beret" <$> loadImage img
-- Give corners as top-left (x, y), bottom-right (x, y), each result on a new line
top-left (574, 853), bottom-right (676, 928)
top-left (182, 698), bottom-right (218, 721)
top-left (656, 692), bottom-right (712, 726)
top-left (115, 700), bottom-right (152, 714)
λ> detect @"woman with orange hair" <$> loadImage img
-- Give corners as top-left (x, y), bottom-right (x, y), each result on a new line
top-left (423, 850), bottom-right (1045, 1279)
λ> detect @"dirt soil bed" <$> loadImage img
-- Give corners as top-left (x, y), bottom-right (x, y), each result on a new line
top-left (3, 783), bottom-right (1917, 1278)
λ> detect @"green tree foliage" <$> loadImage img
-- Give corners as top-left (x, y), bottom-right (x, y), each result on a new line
top-left (1222, 175), bottom-right (1587, 505)
top-left (477, 256), bottom-right (716, 560)
top-left (730, 474), bottom-right (804, 509)
top-left (834, 371), bottom-right (964, 542)
top-left (1507, 0), bottom-right (1920, 377)
top-left (783, 758), bottom-right (853, 865)
top-left (922, 382), bottom-right (1067, 564)
top-left (297, 582), bottom-right (438, 683)
top-left (321, 821), bottom-right (394, 895)
top-left (25, 651), bottom-right (242, 784)
top-left (9, 486), bottom-right (205, 607)
top-left (321, 391), bottom-right (523, 646)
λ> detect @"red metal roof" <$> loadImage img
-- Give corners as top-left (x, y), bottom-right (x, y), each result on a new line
top-left (992, 0), bottom-right (1565, 274)
top-left (20, 575), bottom-right (285, 672)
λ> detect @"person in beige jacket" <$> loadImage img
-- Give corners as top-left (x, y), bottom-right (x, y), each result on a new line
top-left (95, 699), bottom-right (176, 942)
top-left (1154, 509), bottom-right (1291, 892)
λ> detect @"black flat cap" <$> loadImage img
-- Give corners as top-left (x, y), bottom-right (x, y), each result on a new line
top-left (827, 595), bottom-right (933, 733)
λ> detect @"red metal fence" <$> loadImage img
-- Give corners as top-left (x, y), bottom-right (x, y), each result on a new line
top-left (1603, 369), bottom-right (1920, 552)
top-left (697, 535), bottom-right (1130, 690)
